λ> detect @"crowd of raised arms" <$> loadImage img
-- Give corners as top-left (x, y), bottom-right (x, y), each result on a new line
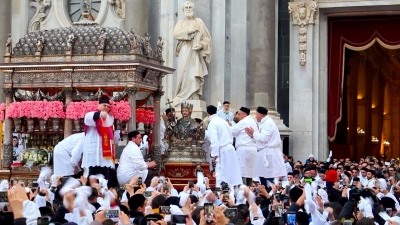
top-left (1, 153), bottom-right (400, 225)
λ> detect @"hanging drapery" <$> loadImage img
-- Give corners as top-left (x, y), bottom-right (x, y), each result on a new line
top-left (328, 15), bottom-right (400, 141)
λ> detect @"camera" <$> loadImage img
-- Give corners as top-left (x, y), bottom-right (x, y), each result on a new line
top-left (220, 181), bottom-right (229, 191)
top-left (137, 177), bottom-right (142, 186)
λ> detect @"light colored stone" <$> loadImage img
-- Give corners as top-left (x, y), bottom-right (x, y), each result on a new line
top-left (172, 1), bottom-right (212, 107)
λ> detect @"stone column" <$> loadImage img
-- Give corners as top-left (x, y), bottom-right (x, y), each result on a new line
top-left (63, 87), bottom-right (73, 138)
top-left (126, 86), bottom-right (138, 131)
top-left (151, 90), bottom-right (162, 172)
top-left (288, 1), bottom-right (318, 161)
top-left (2, 88), bottom-right (13, 169)
top-left (124, 0), bottom-right (148, 35)
top-left (0, 0), bottom-right (11, 103)
top-left (247, 0), bottom-right (276, 110)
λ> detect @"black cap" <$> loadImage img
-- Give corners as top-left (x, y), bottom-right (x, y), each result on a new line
top-left (99, 95), bottom-right (110, 104)
top-left (256, 106), bottom-right (268, 115)
top-left (207, 105), bottom-right (217, 115)
top-left (353, 177), bottom-right (360, 182)
top-left (239, 107), bottom-right (250, 115)
top-left (165, 108), bottom-right (175, 114)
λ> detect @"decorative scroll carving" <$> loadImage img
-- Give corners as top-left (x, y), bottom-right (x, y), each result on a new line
top-left (14, 89), bottom-right (65, 101)
top-left (29, 0), bottom-right (51, 32)
top-left (73, 72), bottom-right (125, 82)
top-left (108, 0), bottom-right (125, 18)
top-left (12, 72), bottom-right (71, 83)
top-left (288, 1), bottom-right (317, 66)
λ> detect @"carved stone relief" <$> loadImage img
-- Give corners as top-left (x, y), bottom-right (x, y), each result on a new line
top-left (288, 1), bottom-right (317, 66)
top-left (72, 72), bottom-right (126, 82)
top-left (29, 0), bottom-right (52, 32)
top-left (12, 72), bottom-right (71, 83)
top-left (108, 0), bottom-right (125, 18)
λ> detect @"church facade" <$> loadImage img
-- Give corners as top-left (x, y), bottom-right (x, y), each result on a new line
top-left (2, 0), bottom-right (400, 162)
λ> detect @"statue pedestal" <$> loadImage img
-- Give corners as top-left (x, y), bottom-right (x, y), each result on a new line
top-left (175, 100), bottom-right (207, 120)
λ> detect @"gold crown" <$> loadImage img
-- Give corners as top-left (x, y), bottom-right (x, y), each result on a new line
top-left (181, 102), bottom-right (193, 113)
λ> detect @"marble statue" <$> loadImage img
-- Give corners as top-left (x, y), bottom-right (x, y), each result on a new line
top-left (144, 33), bottom-right (152, 56)
top-left (128, 29), bottom-right (138, 52)
top-left (5, 34), bottom-right (11, 54)
top-left (156, 36), bottom-right (164, 60)
top-left (172, 1), bottom-right (212, 107)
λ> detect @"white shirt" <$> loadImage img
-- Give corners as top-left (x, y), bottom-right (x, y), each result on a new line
top-left (53, 133), bottom-right (85, 176)
top-left (217, 110), bottom-right (234, 122)
top-left (230, 115), bottom-right (258, 149)
top-left (117, 141), bottom-right (148, 185)
top-left (208, 115), bottom-right (234, 157)
top-left (252, 115), bottom-right (281, 149)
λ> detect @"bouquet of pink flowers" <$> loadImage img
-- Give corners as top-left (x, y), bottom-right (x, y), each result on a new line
top-left (143, 110), bottom-right (155, 124)
top-left (46, 101), bottom-right (66, 119)
top-left (66, 100), bottom-right (132, 121)
top-left (0, 103), bottom-right (6, 121)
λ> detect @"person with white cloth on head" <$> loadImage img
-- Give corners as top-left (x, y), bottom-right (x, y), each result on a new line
top-left (245, 107), bottom-right (287, 187)
top-left (117, 130), bottom-right (157, 186)
top-left (230, 106), bottom-right (258, 186)
top-left (207, 105), bottom-right (242, 188)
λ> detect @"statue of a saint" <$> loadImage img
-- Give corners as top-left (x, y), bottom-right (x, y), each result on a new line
top-left (128, 29), bottom-right (137, 53)
top-left (156, 36), bottom-right (163, 60)
top-left (172, 1), bottom-right (212, 107)
top-left (66, 33), bottom-right (75, 51)
top-left (173, 103), bottom-right (203, 146)
top-left (98, 29), bottom-right (106, 50)
top-left (36, 36), bottom-right (44, 53)
top-left (5, 34), bottom-right (11, 54)
top-left (144, 33), bottom-right (152, 56)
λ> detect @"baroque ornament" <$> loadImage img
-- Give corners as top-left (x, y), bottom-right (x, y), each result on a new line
top-left (29, 0), bottom-right (51, 32)
top-left (108, 0), bottom-right (126, 18)
top-left (288, 1), bottom-right (317, 66)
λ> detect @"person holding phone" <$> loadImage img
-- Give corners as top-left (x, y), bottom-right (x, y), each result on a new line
top-left (117, 130), bottom-right (157, 186)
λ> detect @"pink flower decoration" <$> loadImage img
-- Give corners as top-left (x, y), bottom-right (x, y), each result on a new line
top-left (65, 100), bottom-right (133, 121)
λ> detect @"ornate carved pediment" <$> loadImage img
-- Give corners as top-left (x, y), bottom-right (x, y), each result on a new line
top-left (29, 0), bottom-right (51, 33)
top-left (288, 1), bottom-right (317, 66)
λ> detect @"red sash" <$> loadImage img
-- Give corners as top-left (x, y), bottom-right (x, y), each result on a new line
top-left (99, 119), bottom-right (114, 161)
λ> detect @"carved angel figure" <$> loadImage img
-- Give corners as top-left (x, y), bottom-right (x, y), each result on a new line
top-left (5, 34), bottom-right (11, 54)
top-left (66, 33), bottom-right (75, 51)
top-left (36, 36), bottom-right (44, 53)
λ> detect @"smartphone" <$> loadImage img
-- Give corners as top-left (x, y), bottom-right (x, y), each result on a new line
top-left (274, 204), bottom-right (283, 217)
top-left (105, 209), bottom-right (120, 222)
top-left (137, 177), bottom-right (142, 186)
top-left (386, 208), bottom-right (393, 216)
top-left (189, 180), bottom-right (194, 188)
top-left (285, 185), bottom-right (291, 195)
top-left (283, 198), bottom-right (290, 209)
top-left (286, 212), bottom-right (297, 225)
top-left (274, 193), bottom-right (281, 201)
top-left (224, 208), bottom-right (238, 220)
top-left (204, 203), bottom-right (213, 223)
top-left (343, 220), bottom-right (353, 225)
top-left (163, 183), bottom-right (169, 192)
top-left (159, 206), bottom-right (171, 214)
top-left (143, 191), bottom-right (152, 198)
top-left (159, 176), bottom-right (166, 183)
top-left (171, 215), bottom-right (188, 225)
top-left (37, 217), bottom-right (50, 225)
top-left (147, 217), bottom-right (159, 225)
top-left (222, 190), bottom-right (230, 202)
top-left (0, 192), bottom-right (8, 202)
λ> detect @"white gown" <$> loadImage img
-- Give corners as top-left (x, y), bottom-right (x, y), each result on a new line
top-left (117, 141), bottom-right (148, 185)
top-left (53, 133), bottom-right (85, 176)
top-left (208, 115), bottom-right (242, 187)
top-left (231, 115), bottom-right (258, 178)
top-left (253, 115), bottom-right (286, 178)
top-left (82, 112), bottom-right (115, 169)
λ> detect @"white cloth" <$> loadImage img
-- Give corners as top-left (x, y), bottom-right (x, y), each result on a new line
top-left (160, 116), bottom-right (168, 154)
top-left (23, 200), bottom-right (42, 225)
top-left (117, 141), bottom-right (148, 185)
top-left (217, 110), bottom-right (234, 122)
top-left (208, 115), bottom-right (242, 186)
top-left (53, 133), bottom-right (85, 176)
top-left (139, 135), bottom-right (149, 156)
top-left (231, 115), bottom-right (258, 178)
top-left (82, 112), bottom-right (115, 169)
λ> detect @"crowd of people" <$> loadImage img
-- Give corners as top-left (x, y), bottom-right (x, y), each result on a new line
top-left (3, 98), bottom-right (400, 225)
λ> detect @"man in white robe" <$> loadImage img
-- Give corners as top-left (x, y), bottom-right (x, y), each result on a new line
top-left (230, 107), bottom-right (258, 186)
top-left (245, 107), bottom-right (287, 187)
top-left (117, 130), bottom-right (157, 186)
top-left (172, 1), bottom-right (212, 106)
top-left (207, 105), bottom-right (242, 187)
top-left (82, 95), bottom-right (117, 188)
top-left (217, 101), bottom-right (234, 122)
top-left (53, 132), bottom-right (85, 177)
